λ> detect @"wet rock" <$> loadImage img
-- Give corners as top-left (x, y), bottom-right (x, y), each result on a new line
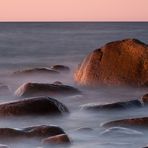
top-left (42, 134), bottom-right (71, 146)
top-left (141, 93), bottom-right (148, 104)
top-left (74, 39), bottom-right (148, 87)
top-left (15, 82), bottom-right (81, 98)
top-left (100, 127), bottom-right (143, 137)
top-left (12, 67), bottom-right (59, 76)
top-left (82, 99), bottom-right (142, 111)
top-left (0, 125), bottom-right (65, 143)
top-left (51, 65), bottom-right (70, 72)
top-left (102, 117), bottom-right (148, 128)
top-left (0, 97), bottom-right (69, 116)
top-left (22, 125), bottom-right (66, 138)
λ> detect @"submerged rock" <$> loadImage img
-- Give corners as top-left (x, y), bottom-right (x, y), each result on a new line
top-left (12, 67), bottom-right (59, 76)
top-left (74, 127), bottom-right (94, 133)
top-left (15, 82), bottom-right (81, 98)
top-left (100, 127), bottom-right (143, 137)
top-left (0, 97), bottom-right (69, 116)
top-left (0, 144), bottom-right (9, 148)
top-left (102, 117), bottom-right (148, 128)
top-left (0, 125), bottom-right (66, 143)
top-left (141, 93), bottom-right (148, 104)
top-left (42, 134), bottom-right (71, 146)
top-left (74, 39), bottom-right (148, 87)
top-left (0, 85), bottom-right (9, 91)
top-left (50, 65), bottom-right (70, 72)
top-left (82, 99), bottom-right (142, 111)
top-left (0, 84), bottom-right (10, 94)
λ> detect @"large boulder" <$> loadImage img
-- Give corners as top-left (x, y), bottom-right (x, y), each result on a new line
top-left (102, 117), bottom-right (148, 128)
top-left (74, 39), bottom-right (148, 87)
top-left (0, 125), bottom-right (65, 143)
top-left (81, 99), bottom-right (142, 111)
top-left (15, 82), bottom-right (81, 98)
top-left (0, 97), bottom-right (69, 116)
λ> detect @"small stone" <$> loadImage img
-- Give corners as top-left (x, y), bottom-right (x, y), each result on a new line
top-left (51, 65), bottom-right (70, 72)
top-left (42, 134), bottom-right (71, 145)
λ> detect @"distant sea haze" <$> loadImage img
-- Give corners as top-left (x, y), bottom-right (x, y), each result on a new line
top-left (0, 22), bottom-right (147, 70)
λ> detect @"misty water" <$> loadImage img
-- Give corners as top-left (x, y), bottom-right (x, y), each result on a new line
top-left (0, 22), bottom-right (147, 148)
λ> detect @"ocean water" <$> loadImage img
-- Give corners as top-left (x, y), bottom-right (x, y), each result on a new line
top-left (0, 22), bottom-right (147, 148)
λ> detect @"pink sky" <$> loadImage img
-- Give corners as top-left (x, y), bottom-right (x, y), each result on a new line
top-left (0, 0), bottom-right (148, 21)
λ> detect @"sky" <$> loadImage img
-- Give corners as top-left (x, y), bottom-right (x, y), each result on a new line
top-left (0, 0), bottom-right (148, 21)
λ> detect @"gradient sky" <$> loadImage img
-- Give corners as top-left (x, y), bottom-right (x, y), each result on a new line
top-left (0, 0), bottom-right (148, 21)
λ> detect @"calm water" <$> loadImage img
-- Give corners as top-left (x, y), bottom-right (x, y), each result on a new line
top-left (0, 22), bottom-right (147, 148)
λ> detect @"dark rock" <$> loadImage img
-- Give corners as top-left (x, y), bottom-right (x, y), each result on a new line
top-left (74, 39), bottom-right (148, 87)
top-left (15, 82), bottom-right (81, 98)
top-left (100, 127), bottom-right (143, 137)
top-left (141, 93), bottom-right (148, 104)
top-left (51, 65), bottom-right (70, 72)
top-left (102, 117), bottom-right (148, 128)
top-left (12, 67), bottom-right (59, 76)
top-left (42, 134), bottom-right (71, 146)
top-left (82, 99), bottom-right (142, 111)
top-left (0, 125), bottom-right (65, 143)
top-left (0, 97), bottom-right (69, 116)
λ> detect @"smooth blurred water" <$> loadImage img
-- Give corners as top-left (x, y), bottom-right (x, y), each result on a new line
top-left (0, 22), bottom-right (147, 148)
top-left (0, 22), bottom-right (147, 71)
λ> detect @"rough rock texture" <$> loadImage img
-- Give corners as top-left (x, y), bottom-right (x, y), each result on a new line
top-left (42, 134), bottom-right (71, 146)
top-left (0, 97), bottom-right (69, 116)
top-left (102, 117), bottom-right (148, 128)
top-left (141, 93), bottom-right (148, 104)
top-left (0, 125), bottom-right (65, 143)
top-left (50, 65), bottom-right (70, 72)
top-left (74, 39), bottom-right (148, 87)
top-left (15, 82), bottom-right (81, 98)
top-left (82, 99), bottom-right (142, 111)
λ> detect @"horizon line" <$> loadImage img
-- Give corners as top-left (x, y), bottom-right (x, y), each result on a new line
top-left (0, 21), bottom-right (148, 23)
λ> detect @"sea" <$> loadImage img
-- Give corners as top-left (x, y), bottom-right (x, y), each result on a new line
top-left (0, 22), bottom-right (147, 148)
